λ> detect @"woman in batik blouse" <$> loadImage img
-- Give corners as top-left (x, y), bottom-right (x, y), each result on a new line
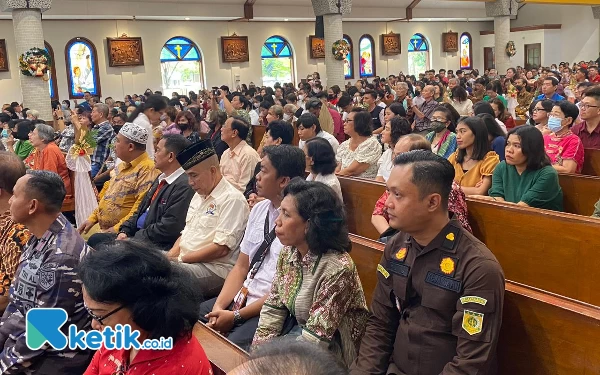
top-left (252, 179), bottom-right (369, 367)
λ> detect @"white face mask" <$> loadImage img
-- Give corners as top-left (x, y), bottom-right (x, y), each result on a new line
top-left (298, 95), bottom-right (305, 101)
top-left (283, 113), bottom-right (292, 121)
top-left (314, 89), bottom-right (321, 94)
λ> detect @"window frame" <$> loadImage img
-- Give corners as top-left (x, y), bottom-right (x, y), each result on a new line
top-left (45, 41), bottom-right (58, 101)
top-left (358, 34), bottom-right (376, 78)
top-left (459, 32), bottom-right (473, 70)
top-left (343, 34), bottom-right (354, 80)
top-left (64, 37), bottom-right (101, 100)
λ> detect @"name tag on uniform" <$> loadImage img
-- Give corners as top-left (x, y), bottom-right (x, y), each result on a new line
top-left (425, 271), bottom-right (461, 292)
top-left (388, 260), bottom-right (410, 277)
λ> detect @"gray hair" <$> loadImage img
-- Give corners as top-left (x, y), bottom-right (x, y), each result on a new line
top-left (28, 109), bottom-right (40, 119)
top-left (397, 82), bottom-right (409, 90)
top-left (35, 124), bottom-right (57, 143)
top-left (94, 103), bottom-right (110, 118)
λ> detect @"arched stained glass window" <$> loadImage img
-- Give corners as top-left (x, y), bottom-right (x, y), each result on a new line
top-left (160, 36), bottom-right (205, 93)
top-left (408, 33), bottom-right (430, 77)
top-left (460, 33), bottom-right (473, 70)
top-left (45, 41), bottom-right (58, 100)
top-left (65, 37), bottom-right (101, 99)
top-left (359, 35), bottom-right (375, 78)
top-left (261, 35), bottom-right (294, 87)
top-left (343, 34), bottom-right (354, 80)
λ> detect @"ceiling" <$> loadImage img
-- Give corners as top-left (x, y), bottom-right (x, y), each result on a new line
top-left (14, 0), bottom-right (493, 22)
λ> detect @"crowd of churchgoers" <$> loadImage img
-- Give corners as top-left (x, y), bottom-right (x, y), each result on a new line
top-left (0, 58), bottom-right (599, 375)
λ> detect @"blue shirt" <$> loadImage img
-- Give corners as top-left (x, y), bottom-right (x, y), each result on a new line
top-left (536, 92), bottom-right (565, 102)
top-left (491, 136), bottom-right (506, 161)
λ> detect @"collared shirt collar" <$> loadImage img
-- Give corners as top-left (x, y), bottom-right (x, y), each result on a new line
top-left (229, 140), bottom-right (248, 157)
top-left (574, 120), bottom-right (600, 135)
top-left (121, 152), bottom-right (150, 170)
top-left (289, 247), bottom-right (321, 273)
top-left (158, 167), bottom-right (185, 185)
top-left (409, 218), bottom-right (462, 257)
top-left (93, 120), bottom-right (110, 129)
top-left (207, 176), bottom-right (230, 201)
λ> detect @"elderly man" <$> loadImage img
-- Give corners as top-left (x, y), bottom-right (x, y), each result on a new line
top-left (0, 152), bottom-right (29, 314)
top-left (87, 134), bottom-right (194, 250)
top-left (90, 103), bottom-right (115, 178)
top-left (1, 171), bottom-right (92, 374)
top-left (220, 117), bottom-right (261, 193)
top-left (167, 140), bottom-right (249, 298)
top-left (78, 122), bottom-right (159, 240)
top-left (409, 85), bottom-right (438, 134)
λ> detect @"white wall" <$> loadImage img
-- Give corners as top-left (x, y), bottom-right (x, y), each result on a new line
top-left (0, 19), bottom-right (491, 104)
top-left (480, 29), bottom-right (545, 69)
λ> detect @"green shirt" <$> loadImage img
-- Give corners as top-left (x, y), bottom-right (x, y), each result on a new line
top-left (13, 140), bottom-right (33, 161)
top-left (483, 95), bottom-right (508, 107)
top-left (488, 162), bottom-right (563, 212)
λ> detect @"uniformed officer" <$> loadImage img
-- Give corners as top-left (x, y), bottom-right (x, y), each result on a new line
top-left (350, 150), bottom-right (505, 375)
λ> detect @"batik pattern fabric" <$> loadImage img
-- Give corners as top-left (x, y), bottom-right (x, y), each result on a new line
top-left (0, 211), bottom-right (30, 297)
top-left (253, 246), bottom-right (370, 366)
top-left (0, 214), bottom-right (93, 374)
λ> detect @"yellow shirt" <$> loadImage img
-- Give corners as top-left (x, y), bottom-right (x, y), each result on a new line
top-left (88, 152), bottom-right (159, 231)
top-left (448, 151), bottom-right (499, 188)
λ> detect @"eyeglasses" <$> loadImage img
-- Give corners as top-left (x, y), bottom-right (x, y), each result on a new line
top-left (580, 104), bottom-right (599, 111)
top-left (532, 108), bottom-right (546, 113)
top-left (431, 117), bottom-right (447, 122)
top-left (84, 303), bottom-right (125, 325)
top-left (344, 119), bottom-right (354, 123)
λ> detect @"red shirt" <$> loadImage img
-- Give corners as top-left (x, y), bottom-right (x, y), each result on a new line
top-left (590, 75), bottom-right (600, 83)
top-left (543, 132), bottom-right (585, 173)
top-left (84, 335), bottom-right (213, 375)
top-left (328, 107), bottom-right (345, 144)
top-left (571, 120), bottom-right (600, 149)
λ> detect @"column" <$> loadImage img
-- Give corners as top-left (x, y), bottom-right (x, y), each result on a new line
top-left (311, 0), bottom-right (352, 89)
top-left (2, 0), bottom-right (52, 121)
top-left (593, 6), bottom-right (600, 55)
top-left (485, 0), bottom-right (517, 74)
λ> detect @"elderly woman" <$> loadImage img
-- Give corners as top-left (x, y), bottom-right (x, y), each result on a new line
top-left (335, 108), bottom-right (381, 178)
top-left (252, 179), bottom-right (369, 367)
top-left (305, 137), bottom-right (343, 202)
top-left (376, 116), bottom-right (411, 182)
top-left (544, 101), bottom-right (585, 174)
top-left (80, 241), bottom-right (212, 375)
top-left (26, 109), bottom-right (40, 121)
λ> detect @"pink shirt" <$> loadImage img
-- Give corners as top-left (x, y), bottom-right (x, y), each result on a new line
top-left (543, 132), bottom-right (585, 173)
top-left (329, 108), bottom-right (345, 143)
top-left (220, 140), bottom-right (261, 192)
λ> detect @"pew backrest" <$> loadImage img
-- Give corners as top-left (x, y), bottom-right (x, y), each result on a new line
top-left (558, 173), bottom-right (600, 216)
top-left (583, 148), bottom-right (600, 177)
top-left (193, 323), bottom-right (248, 375)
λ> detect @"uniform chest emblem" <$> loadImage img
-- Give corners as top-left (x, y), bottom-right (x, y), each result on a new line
top-left (395, 248), bottom-right (407, 261)
top-left (206, 203), bottom-right (217, 215)
top-left (462, 309), bottom-right (484, 335)
top-left (440, 257), bottom-right (455, 275)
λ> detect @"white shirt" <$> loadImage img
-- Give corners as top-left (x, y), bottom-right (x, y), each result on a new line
top-left (249, 110), bottom-right (260, 126)
top-left (133, 112), bottom-right (155, 160)
top-left (298, 131), bottom-right (340, 153)
top-left (179, 178), bottom-right (249, 279)
top-left (495, 118), bottom-right (508, 135)
top-left (240, 199), bottom-right (284, 306)
top-left (306, 173), bottom-right (343, 202)
top-left (376, 148), bottom-right (394, 182)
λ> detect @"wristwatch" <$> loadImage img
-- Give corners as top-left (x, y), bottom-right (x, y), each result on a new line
top-left (233, 310), bottom-right (244, 325)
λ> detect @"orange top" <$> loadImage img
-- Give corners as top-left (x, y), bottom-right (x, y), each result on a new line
top-left (448, 151), bottom-right (500, 188)
top-left (27, 143), bottom-right (73, 208)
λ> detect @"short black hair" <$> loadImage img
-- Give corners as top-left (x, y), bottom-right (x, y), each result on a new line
top-left (266, 120), bottom-right (294, 144)
top-left (389, 116), bottom-right (412, 145)
top-left (351, 110), bottom-right (373, 137)
top-left (555, 101), bottom-right (579, 127)
top-left (363, 90), bottom-right (377, 100)
top-left (0, 151), bottom-right (26, 194)
top-left (337, 95), bottom-right (352, 108)
top-left (452, 86), bottom-right (468, 102)
top-left (393, 150), bottom-right (455, 209)
top-left (230, 117), bottom-right (250, 140)
top-left (262, 145), bottom-right (306, 179)
top-left (477, 113), bottom-right (505, 139)
top-left (456, 116), bottom-right (490, 163)
top-left (584, 85), bottom-right (600, 101)
top-left (545, 77), bottom-right (559, 86)
top-left (78, 240), bottom-right (201, 343)
top-left (0, 113), bottom-right (11, 124)
top-left (24, 170), bottom-right (66, 213)
top-left (283, 178), bottom-right (350, 255)
top-left (507, 125), bottom-right (550, 171)
top-left (297, 113), bottom-right (321, 133)
top-left (162, 134), bottom-right (191, 156)
top-left (244, 339), bottom-right (347, 375)
top-left (305, 138), bottom-right (337, 176)
top-left (473, 101), bottom-right (496, 117)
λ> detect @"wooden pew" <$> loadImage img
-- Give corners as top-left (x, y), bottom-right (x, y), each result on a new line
top-left (339, 176), bottom-right (600, 306)
top-left (582, 148), bottom-right (600, 177)
top-left (193, 323), bottom-right (248, 375)
top-left (558, 173), bottom-right (600, 216)
top-left (348, 234), bottom-right (600, 375)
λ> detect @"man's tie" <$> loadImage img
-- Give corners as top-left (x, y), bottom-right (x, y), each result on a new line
top-left (150, 180), bottom-right (167, 203)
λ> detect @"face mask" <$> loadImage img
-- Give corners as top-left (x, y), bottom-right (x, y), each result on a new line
top-left (515, 85), bottom-right (523, 92)
top-left (134, 101), bottom-right (141, 106)
top-left (547, 116), bottom-right (563, 132)
top-left (113, 125), bottom-right (123, 134)
top-left (253, 102), bottom-right (260, 108)
top-left (178, 124), bottom-right (189, 131)
top-left (180, 101), bottom-right (186, 107)
top-left (328, 94), bottom-right (335, 100)
top-left (431, 121), bottom-right (447, 133)
top-left (314, 89), bottom-right (321, 94)
top-left (61, 104), bottom-right (68, 110)
top-left (283, 113), bottom-right (292, 121)
top-left (127, 111), bottom-right (134, 117)
top-left (298, 95), bottom-right (305, 101)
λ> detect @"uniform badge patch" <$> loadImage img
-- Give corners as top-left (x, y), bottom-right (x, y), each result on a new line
top-left (440, 257), bottom-right (455, 275)
top-left (395, 248), bottom-right (407, 261)
top-left (377, 264), bottom-right (390, 279)
top-left (462, 309), bottom-right (484, 335)
top-left (206, 203), bottom-right (217, 215)
top-left (38, 263), bottom-right (57, 291)
top-left (460, 296), bottom-right (488, 306)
